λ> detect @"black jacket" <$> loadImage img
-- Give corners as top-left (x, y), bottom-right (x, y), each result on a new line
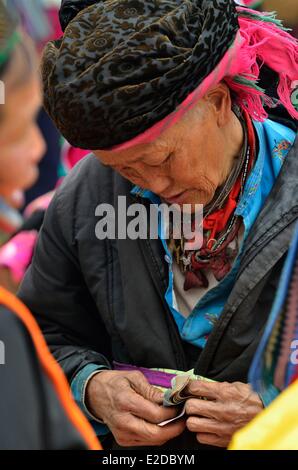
top-left (0, 303), bottom-right (92, 450)
top-left (18, 134), bottom-right (298, 449)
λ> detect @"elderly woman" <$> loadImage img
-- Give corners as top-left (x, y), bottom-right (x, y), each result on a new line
top-left (19, 0), bottom-right (298, 449)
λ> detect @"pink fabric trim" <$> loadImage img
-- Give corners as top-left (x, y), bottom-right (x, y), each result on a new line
top-left (236, 0), bottom-right (261, 6)
top-left (61, 142), bottom-right (90, 171)
top-left (0, 231), bottom-right (38, 283)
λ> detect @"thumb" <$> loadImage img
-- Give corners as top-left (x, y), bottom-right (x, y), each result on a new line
top-left (128, 371), bottom-right (164, 404)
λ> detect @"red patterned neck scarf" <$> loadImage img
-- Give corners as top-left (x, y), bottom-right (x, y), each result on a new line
top-left (170, 110), bottom-right (256, 291)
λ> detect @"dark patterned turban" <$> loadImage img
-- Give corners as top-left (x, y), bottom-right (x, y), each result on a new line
top-left (42, 0), bottom-right (298, 150)
top-left (42, 0), bottom-right (239, 149)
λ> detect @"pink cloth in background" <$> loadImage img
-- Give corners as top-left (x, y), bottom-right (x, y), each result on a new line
top-left (0, 231), bottom-right (38, 283)
top-left (0, 142), bottom-right (89, 285)
top-left (24, 192), bottom-right (55, 219)
top-left (235, 0), bottom-right (262, 6)
top-left (46, 7), bottom-right (62, 40)
top-left (62, 144), bottom-right (90, 172)
top-left (37, 7), bottom-right (62, 51)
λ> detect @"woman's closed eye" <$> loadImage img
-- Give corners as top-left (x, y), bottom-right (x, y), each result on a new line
top-left (146, 153), bottom-right (173, 168)
top-left (121, 167), bottom-right (141, 178)
top-left (114, 153), bottom-right (173, 182)
top-left (116, 166), bottom-right (145, 184)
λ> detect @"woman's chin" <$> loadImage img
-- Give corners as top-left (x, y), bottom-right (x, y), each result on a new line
top-left (17, 167), bottom-right (40, 195)
top-left (178, 192), bottom-right (214, 212)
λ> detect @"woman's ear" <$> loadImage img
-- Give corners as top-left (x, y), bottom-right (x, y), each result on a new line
top-left (204, 82), bottom-right (232, 128)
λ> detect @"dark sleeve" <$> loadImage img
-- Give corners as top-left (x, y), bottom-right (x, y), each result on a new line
top-left (18, 185), bottom-right (111, 383)
top-left (15, 209), bottom-right (45, 234)
top-left (0, 306), bottom-right (87, 449)
top-left (59, 0), bottom-right (101, 31)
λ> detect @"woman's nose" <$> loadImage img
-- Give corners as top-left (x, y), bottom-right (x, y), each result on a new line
top-left (145, 174), bottom-right (172, 196)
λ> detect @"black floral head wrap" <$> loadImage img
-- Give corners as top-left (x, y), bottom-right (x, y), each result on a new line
top-left (42, 0), bottom-right (239, 149)
top-left (42, 0), bottom-right (298, 150)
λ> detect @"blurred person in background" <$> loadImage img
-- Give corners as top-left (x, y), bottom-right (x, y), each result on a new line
top-left (0, 1), bottom-right (90, 293)
top-left (7, 0), bottom-right (63, 207)
top-left (0, 0), bottom-right (100, 450)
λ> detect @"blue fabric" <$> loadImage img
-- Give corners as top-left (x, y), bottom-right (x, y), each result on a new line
top-left (131, 119), bottom-right (296, 348)
top-left (71, 363), bottom-right (110, 436)
top-left (258, 384), bottom-right (281, 408)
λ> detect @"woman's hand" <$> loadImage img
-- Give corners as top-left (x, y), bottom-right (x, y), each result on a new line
top-left (185, 380), bottom-right (263, 447)
top-left (86, 370), bottom-right (186, 447)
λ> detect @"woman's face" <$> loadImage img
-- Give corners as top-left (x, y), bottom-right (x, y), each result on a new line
top-left (95, 85), bottom-right (244, 212)
top-left (0, 74), bottom-right (45, 206)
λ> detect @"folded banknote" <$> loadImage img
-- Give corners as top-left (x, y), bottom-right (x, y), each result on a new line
top-left (158, 372), bottom-right (214, 426)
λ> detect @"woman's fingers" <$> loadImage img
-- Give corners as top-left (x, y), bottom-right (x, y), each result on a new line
top-left (118, 388), bottom-right (179, 424)
top-left (185, 381), bottom-right (264, 448)
top-left (195, 432), bottom-right (229, 448)
top-left (128, 371), bottom-right (164, 404)
top-left (114, 412), bottom-right (186, 447)
top-left (86, 370), bottom-right (186, 447)
top-left (185, 397), bottom-right (225, 420)
top-left (185, 379), bottom-right (221, 400)
top-left (186, 416), bottom-right (235, 436)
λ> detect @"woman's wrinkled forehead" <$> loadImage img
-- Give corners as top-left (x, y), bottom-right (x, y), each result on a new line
top-left (95, 97), bottom-right (209, 166)
top-left (95, 138), bottom-right (169, 167)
